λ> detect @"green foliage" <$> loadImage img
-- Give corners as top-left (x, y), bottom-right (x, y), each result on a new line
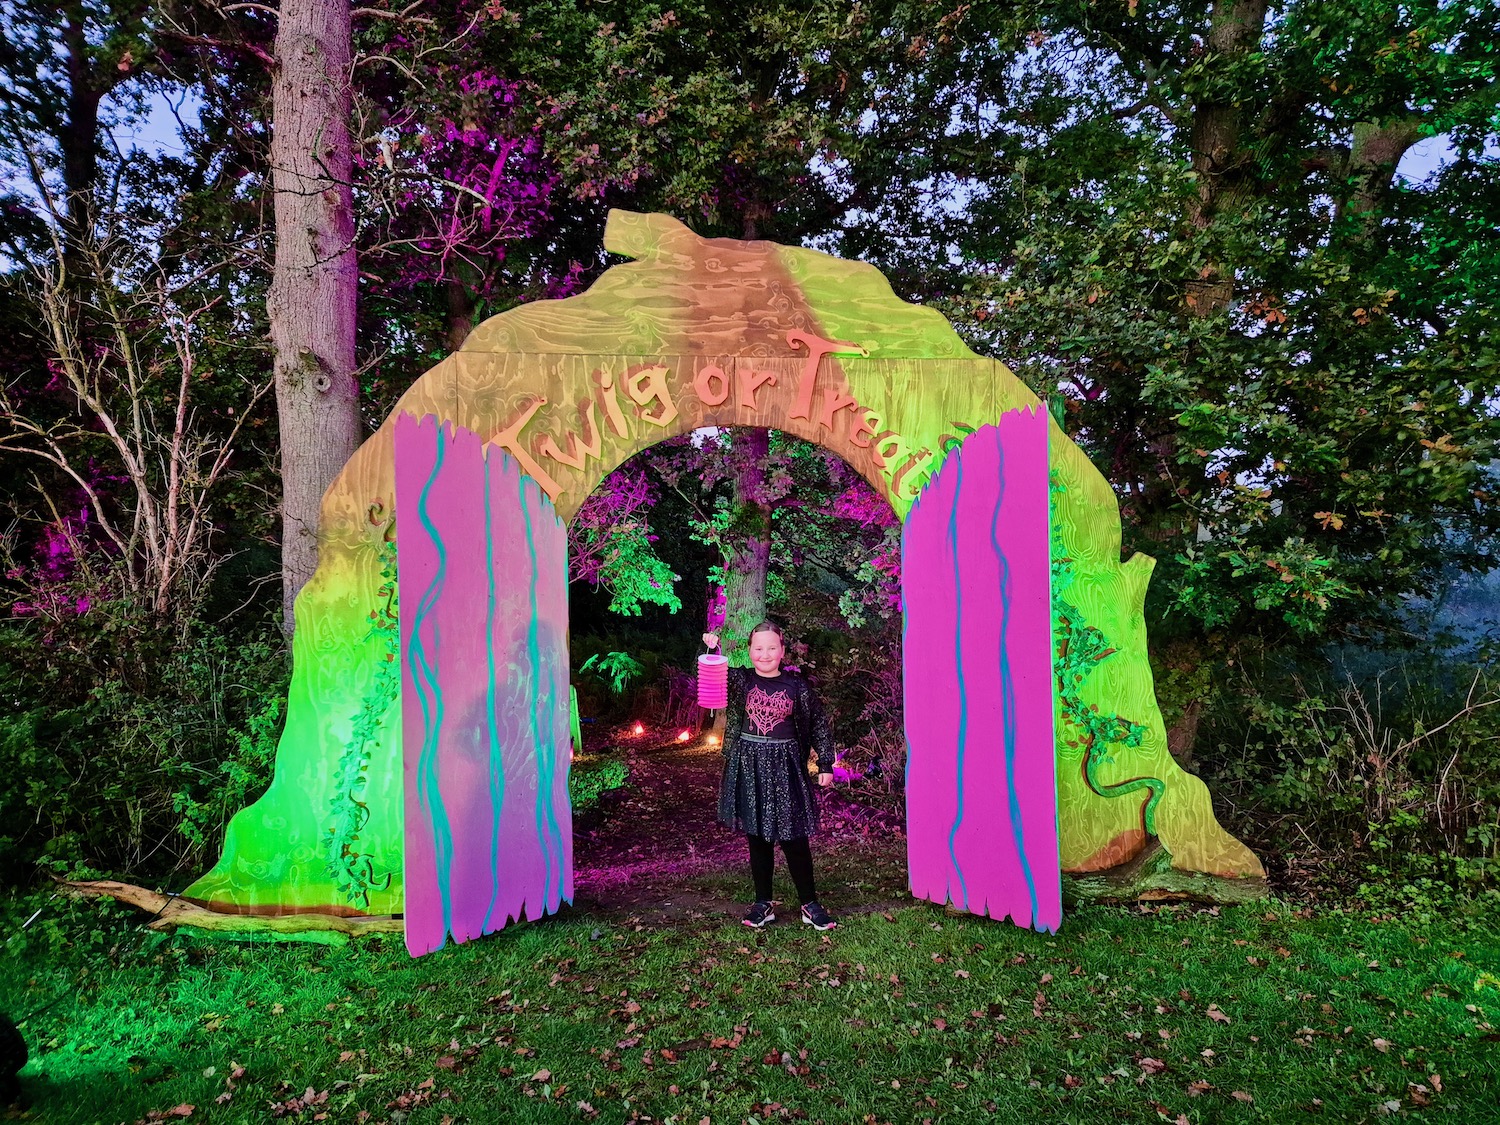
top-left (570, 469), bottom-right (684, 617)
top-left (0, 610), bottom-right (289, 886)
top-left (172, 694), bottom-right (283, 858)
top-left (909, 1), bottom-right (1500, 658)
top-left (579, 651), bottom-right (647, 696)
top-left (1176, 539), bottom-right (1357, 637)
top-left (597, 532), bottom-right (682, 617)
top-left (568, 758), bottom-right (628, 813)
top-left (1203, 647), bottom-right (1500, 894)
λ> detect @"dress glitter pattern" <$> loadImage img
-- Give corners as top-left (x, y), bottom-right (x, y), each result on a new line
top-left (717, 668), bottom-right (836, 842)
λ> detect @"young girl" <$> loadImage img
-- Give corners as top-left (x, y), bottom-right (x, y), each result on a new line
top-left (702, 621), bottom-right (837, 931)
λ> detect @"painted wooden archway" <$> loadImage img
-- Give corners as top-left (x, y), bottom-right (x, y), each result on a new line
top-left (184, 212), bottom-right (1262, 950)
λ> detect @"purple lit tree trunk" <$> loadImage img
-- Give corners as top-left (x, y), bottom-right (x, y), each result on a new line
top-left (266, 0), bottom-right (361, 633)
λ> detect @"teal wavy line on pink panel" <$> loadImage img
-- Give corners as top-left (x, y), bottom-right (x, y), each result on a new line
top-left (480, 463), bottom-right (506, 935)
top-left (519, 474), bottom-right (571, 917)
top-left (944, 451), bottom-right (971, 912)
top-left (988, 429), bottom-right (1044, 927)
top-left (902, 411), bottom-right (1061, 932)
top-left (395, 413), bottom-right (574, 957)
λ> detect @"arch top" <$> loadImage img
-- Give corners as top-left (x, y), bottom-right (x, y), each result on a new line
top-left (601, 209), bottom-right (698, 260)
top-left (415, 209), bottom-right (1041, 521)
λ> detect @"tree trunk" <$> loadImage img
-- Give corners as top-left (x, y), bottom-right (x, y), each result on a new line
top-left (266, 0), bottom-right (361, 633)
top-left (1344, 119), bottom-right (1423, 225)
top-left (445, 277), bottom-right (476, 352)
top-left (1184, 0), bottom-right (1269, 316)
top-left (59, 3), bottom-right (105, 284)
top-left (720, 427), bottom-right (772, 666)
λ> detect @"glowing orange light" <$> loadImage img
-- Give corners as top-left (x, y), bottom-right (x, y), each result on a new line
top-left (632, 722), bottom-right (644, 735)
top-left (707, 734), bottom-right (720, 746)
top-left (677, 730), bottom-right (691, 742)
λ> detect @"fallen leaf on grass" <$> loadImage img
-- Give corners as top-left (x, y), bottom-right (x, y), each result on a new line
top-left (1231, 1091), bottom-right (1253, 1104)
top-left (271, 1088), bottom-right (329, 1118)
top-left (1372, 1038), bottom-right (1391, 1053)
top-left (531, 1069), bottom-right (551, 1082)
top-left (1206, 1005), bottom-right (1231, 1024)
top-left (1062, 1075), bottom-right (1082, 1089)
top-left (1187, 1080), bottom-right (1213, 1096)
top-left (140, 1107), bottom-right (195, 1123)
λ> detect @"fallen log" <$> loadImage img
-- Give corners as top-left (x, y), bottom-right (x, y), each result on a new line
top-left (57, 879), bottom-right (403, 936)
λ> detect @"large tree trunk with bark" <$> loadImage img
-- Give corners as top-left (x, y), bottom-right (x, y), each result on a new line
top-left (1184, 0), bottom-right (1269, 316)
top-left (266, 0), bottom-right (362, 633)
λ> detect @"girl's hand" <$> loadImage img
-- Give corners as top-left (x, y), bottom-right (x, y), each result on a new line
top-left (702, 632), bottom-right (719, 649)
top-left (818, 772), bottom-right (833, 788)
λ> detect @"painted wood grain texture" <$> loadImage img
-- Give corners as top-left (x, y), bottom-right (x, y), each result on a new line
top-left (187, 209), bottom-right (1260, 924)
top-left (903, 411), bottom-right (1061, 932)
top-left (395, 413), bottom-right (572, 957)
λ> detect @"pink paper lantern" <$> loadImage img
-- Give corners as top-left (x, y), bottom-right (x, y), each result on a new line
top-left (697, 653), bottom-right (729, 709)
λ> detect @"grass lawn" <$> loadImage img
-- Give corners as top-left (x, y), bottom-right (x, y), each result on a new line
top-left (4, 868), bottom-right (1498, 1125)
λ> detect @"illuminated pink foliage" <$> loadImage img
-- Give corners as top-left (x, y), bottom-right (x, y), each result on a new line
top-left (362, 70), bottom-right (566, 300)
top-left (567, 468), bottom-right (657, 587)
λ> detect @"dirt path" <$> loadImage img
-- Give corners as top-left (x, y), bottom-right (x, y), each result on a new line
top-left (570, 733), bottom-right (907, 927)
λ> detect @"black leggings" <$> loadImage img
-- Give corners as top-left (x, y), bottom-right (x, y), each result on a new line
top-left (747, 834), bottom-right (817, 905)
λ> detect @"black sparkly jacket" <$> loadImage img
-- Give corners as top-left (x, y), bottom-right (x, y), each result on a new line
top-left (723, 667), bottom-right (836, 774)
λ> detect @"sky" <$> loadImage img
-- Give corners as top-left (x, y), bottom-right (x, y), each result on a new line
top-left (115, 85), bottom-right (1482, 191)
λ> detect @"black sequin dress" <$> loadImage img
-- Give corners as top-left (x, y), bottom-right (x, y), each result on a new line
top-left (716, 667), bottom-right (836, 841)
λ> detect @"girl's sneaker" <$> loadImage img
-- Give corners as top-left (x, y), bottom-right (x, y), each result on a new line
top-left (743, 901), bottom-right (776, 928)
top-left (800, 901), bottom-right (836, 931)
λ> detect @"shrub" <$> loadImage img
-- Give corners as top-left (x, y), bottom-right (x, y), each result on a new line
top-left (1202, 648), bottom-right (1500, 893)
top-left (0, 613), bottom-right (288, 887)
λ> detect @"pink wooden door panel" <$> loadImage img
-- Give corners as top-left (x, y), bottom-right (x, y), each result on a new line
top-left (902, 410), bottom-right (1061, 932)
top-left (396, 413), bottom-right (573, 957)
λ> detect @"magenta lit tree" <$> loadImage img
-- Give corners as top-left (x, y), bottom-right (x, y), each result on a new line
top-left (355, 64), bottom-right (567, 352)
top-left (568, 466), bottom-right (680, 616)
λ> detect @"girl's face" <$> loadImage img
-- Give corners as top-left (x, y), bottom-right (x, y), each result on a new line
top-left (748, 629), bottom-right (784, 677)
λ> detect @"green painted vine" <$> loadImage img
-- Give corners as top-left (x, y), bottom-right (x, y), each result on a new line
top-left (1049, 474), bottom-right (1164, 834)
top-left (325, 515), bottom-right (400, 909)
